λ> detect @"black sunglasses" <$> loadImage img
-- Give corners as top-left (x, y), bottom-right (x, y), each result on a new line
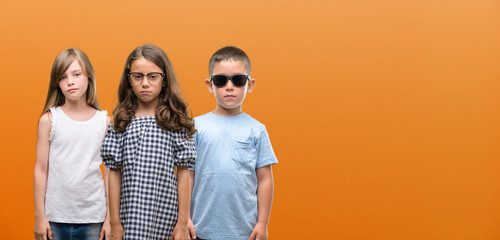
top-left (210, 75), bottom-right (250, 87)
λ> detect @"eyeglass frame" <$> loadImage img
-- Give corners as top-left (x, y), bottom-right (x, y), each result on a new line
top-left (128, 72), bottom-right (166, 84)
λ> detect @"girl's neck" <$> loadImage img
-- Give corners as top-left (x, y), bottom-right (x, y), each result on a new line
top-left (135, 101), bottom-right (157, 117)
top-left (61, 98), bottom-right (91, 112)
top-left (60, 99), bottom-right (96, 121)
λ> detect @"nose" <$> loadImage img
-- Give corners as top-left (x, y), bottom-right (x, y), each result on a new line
top-left (67, 76), bottom-right (75, 86)
top-left (140, 76), bottom-right (150, 88)
top-left (225, 79), bottom-right (234, 90)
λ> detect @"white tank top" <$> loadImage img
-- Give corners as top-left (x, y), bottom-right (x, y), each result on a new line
top-left (45, 106), bottom-right (107, 223)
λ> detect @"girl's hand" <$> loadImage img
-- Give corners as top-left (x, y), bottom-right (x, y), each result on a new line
top-left (99, 218), bottom-right (111, 240)
top-left (249, 222), bottom-right (268, 240)
top-left (110, 223), bottom-right (124, 240)
top-left (170, 222), bottom-right (189, 240)
top-left (34, 217), bottom-right (52, 240)
top-left (187, 218), bottom-right (197, 239)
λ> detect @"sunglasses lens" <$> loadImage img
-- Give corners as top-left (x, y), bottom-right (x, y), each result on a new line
top-left (212, 75), bottom-right (228, 87)
top-left (232, 75), bottom-right (248, 87)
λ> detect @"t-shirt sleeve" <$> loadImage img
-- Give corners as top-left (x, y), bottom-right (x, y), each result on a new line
top-left (173, 129), bottom-right (197, 168)
top-left (256, 125), bottom-right (278, 168)
top-left (101, 125), bottom-right (124, 169)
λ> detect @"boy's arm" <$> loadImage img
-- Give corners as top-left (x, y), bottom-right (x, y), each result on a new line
top-left (172, 166), bottom-right (190, 240)
top-left (108, 168), bottom-right (124, 239)
top-left (249, 165), bottom-right (274, 240)
top-left (34, 113), bottom-right (53, 240)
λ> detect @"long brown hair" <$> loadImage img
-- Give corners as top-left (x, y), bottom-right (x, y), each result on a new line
top-left (41, 48), bottom-right (99, 115)
top-left (113, 44), bottom-right (195, 137)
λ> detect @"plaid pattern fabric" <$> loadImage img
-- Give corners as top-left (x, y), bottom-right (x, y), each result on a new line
top-left (101, 116), bottom-right (196, 239)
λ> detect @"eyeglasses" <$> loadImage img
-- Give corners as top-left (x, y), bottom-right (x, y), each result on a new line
top-left (128, 72), bottom-right (165, 84)
top-left (210, 75), bottom-right (250, 87)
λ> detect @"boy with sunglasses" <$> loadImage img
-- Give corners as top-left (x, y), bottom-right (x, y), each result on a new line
top-left (188, 46), bottom-right (278, 240)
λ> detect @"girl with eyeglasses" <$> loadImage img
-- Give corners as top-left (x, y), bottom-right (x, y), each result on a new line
top-left (101, 44), bottom-right (196, 240)
top-left (33, 48), bottom-right (111, 240)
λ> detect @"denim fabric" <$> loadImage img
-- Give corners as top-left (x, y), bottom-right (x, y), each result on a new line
top-left (49, 222), bottom-right (102, 240)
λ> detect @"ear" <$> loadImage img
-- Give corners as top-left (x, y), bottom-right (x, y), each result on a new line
top-left (246, 78), bottom-right (256, 93)
top-left (205, 78), bottom-right (214, 93)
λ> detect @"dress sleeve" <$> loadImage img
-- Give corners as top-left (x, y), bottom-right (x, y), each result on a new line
top-left (101, 125), bottom-right (124, 169)
top-left (172, 129), bottom-right (197, 168)
top-left (188, 131), bottom-right (199, 171)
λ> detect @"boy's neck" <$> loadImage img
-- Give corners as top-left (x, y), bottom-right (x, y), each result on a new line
top-left (212, 106), bottom-right (243, 117)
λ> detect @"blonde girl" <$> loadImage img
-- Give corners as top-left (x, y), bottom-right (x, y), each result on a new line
top-left (34, 49), bottom-right (110, 240)
top-left (101, 44), bottom-right (196, 240)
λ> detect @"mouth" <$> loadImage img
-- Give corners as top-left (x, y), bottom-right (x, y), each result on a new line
top-left (68, 88), bottom-right (78, 92)
top-left (224, 95), bottom-right (236, 98)
top-left (141, 91), bottom-right (152, 94)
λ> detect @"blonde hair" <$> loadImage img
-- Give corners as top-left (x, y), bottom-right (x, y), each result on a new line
top-left (41, 48), bottom-right (100, 115)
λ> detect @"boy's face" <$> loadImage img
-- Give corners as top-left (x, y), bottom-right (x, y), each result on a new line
top-left (206, 59), bottom-right (255, 116)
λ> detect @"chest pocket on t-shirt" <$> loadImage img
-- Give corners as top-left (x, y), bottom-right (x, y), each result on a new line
top-left (232, 141), bottom-right (257, 164)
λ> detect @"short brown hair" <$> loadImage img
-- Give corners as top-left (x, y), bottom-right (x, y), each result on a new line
top-left (208, 46), bottom-right (251, 75)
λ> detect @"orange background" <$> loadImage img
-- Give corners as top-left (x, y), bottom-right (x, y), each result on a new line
top-left (1, 0), bottom-right (499, 239)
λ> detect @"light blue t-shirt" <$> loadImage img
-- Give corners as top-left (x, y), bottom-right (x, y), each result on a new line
top-left (191, 112), bottom-right (278, 240)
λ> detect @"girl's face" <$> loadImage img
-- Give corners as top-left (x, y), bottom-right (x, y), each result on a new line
top-left (59, 60), bottom-right (88, 102)
top-left (129, 57), bottom-right (164, 106)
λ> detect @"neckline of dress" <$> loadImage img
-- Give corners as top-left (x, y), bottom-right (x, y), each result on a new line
top-left (132, 116), bottom-right (156, 122)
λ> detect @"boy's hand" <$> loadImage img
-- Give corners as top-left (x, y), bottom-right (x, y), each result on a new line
top-left (99, 217), bottom-right (111, 240)
top-left (170, 222), bottom-right (189, 240)
top-left (187, 218), bottom-right (197, 239)
top-left (249, 222), bottom-right (268, 240)
top-left (34, 217), bottom-right (52, 240)
top-left (110, 223), bottom-right (124, 240)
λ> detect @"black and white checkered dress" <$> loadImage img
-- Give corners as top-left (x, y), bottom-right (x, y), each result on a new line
top-left (101, 116), bottom-right (196, 239)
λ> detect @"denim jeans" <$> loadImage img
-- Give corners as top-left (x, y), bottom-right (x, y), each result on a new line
top-left (49, 222), bottom-right (102, 240)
